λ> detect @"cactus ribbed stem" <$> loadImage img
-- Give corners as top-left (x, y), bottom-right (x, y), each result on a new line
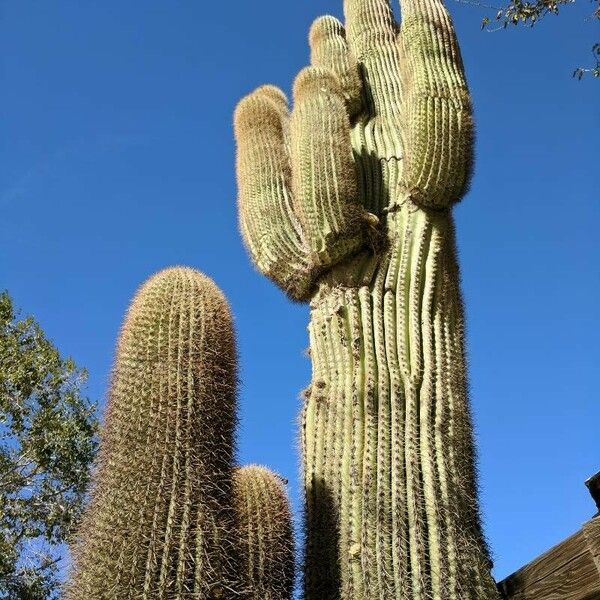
top-left (233, 466), bottom-right (295, 600)
top-left (303, 209), bottom-right (496, 599)
top-left (66, 268), bottom-right (238, 599)
top-left (291, 66), bottom-right (368, 268)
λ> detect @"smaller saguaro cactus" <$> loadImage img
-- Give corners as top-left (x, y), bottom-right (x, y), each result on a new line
top-left (66, 267), bottom-right (294, 600)
top-left (233, 466), bottom-right (295, 600)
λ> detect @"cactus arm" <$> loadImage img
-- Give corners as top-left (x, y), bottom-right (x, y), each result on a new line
top-left (235, 77), bottom-right (376, 299)
top-left (235, 89), bottom-right (313, 299)
top-left (233, 465), bottom-right (295, 600)
top-left (343, 0), bottom-right (403, 120)
top-left (290, 66), bottom-right (369, 268)
top-left (309, 16), bottom-right (363, 114)
top-left (398, 0), bottom-right (474, 207)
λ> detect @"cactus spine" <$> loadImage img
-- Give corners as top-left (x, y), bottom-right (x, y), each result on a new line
top-left (66, 268), bottom-right (294, 599)
top-left (235, 0), bottom-right (498, 598)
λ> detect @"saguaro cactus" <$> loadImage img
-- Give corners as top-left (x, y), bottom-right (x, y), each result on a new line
top-left (66, 267), bottom-right (294, 600)
top-left (235, 0), bottom-right (498, 598)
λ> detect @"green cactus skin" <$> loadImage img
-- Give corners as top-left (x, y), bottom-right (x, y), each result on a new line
top-left (234, 1), bottom-right (498, 598)
top-left (233, 465), bottom-right (295, 600)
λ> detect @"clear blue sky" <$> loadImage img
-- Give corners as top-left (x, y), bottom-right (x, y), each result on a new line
top-left (2, 0), bottom-right (598, 582)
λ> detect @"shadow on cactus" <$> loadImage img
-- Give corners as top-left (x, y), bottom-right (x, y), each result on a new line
top-left (235, 0), bottom-right (498, 598)
top-left (65, 267), bottom-right (294, 600)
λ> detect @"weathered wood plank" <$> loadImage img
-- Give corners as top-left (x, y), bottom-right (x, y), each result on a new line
top-left (498, 522), bottom-right (600, 600)
top-left (584, 518), bottom-right (600, 576)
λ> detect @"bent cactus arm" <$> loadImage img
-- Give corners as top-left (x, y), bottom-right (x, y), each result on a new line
top-left (235, 0), bottom-right (498, 598)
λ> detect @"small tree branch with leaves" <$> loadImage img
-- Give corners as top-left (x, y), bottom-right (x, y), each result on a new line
top-left (475, 0), bottom-right (600, 77)
top-left (0, 292), bottom-right (98, 600)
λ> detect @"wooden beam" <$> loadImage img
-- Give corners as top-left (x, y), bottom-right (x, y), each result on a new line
top-left (584, 518), bottom-right (600, 576)
top-left (498, 519), bottom-right (600, 600)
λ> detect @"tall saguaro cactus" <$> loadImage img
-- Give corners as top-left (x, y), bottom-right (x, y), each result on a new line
top-left (66, 268), bottom-right (294, 600)
top-left (235, 0), bottom-right (499, 598)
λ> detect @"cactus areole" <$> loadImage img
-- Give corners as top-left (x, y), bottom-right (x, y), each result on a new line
top-left (235, 0), bottom-right (499, 598)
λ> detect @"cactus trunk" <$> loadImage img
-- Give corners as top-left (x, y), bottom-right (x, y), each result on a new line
top-left (303, 210), bottom-right (495, 599)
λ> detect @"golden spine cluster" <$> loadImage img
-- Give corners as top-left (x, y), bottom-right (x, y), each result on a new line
top-left (234, 0), bottom-right (498, 598)
top-left (66, 268), bottom-right (294, 599)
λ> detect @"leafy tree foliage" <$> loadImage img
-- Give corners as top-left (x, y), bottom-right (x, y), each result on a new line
top-left (0, 292), bottom-right (97, 599)
top-left (479, 0), bottom-right (600, 77)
